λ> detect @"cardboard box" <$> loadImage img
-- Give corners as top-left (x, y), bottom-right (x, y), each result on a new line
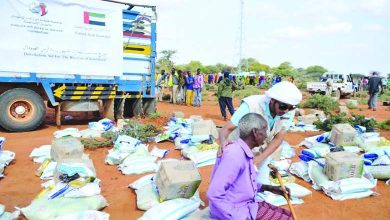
top-left (51, 136), bottom-right (84, 162)
top-left (325, 151), bottom-right (363, 181)
top-left (308, 109), bottom-right (326, 119)
top-left (338, 105), bottom-right (349, 114)
top-left (173, 111), bottom-right (185, 118)
top-left (155, 160), bottom-right (202, 200)
top-left (298, 114), bottom-right (317, 124)
top-left (192, 120), bottom-right (218, 139)
top-left (190, 115), bottom-right (203, 122)
top-left (330, 123), bottom-right (356, 146)
top-left (54, 154), bottom-right (96, 183)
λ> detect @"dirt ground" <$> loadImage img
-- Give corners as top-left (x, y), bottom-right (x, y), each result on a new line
top-left (0, 90), bottom-right (390, 220)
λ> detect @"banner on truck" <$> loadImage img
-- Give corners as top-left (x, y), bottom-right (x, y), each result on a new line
top-left (0, 0), bottom-right (123, 76)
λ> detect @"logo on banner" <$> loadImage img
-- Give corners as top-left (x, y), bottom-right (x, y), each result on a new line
top-left (29, 1), bottom-right (48, 16)
top-left (84, 11), bottom-right (106, 26)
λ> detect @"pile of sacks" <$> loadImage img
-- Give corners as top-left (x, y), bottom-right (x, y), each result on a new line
top-left (24, 131), bottom-right (108, 219)
top-left (105, 134), bottom-right (168, 175)
top-left (289, 123), bottom-right (389, 200)
top-left (162, 114), bottom-right (219, 167)
top-left (255, 142), bottom-right (313, 206)
top-left (0, 137), bottom-right (15, 179)
top-left (288, 109), bottom-right (324, 132)
top-left (129, 160), bottom-right (207, 219)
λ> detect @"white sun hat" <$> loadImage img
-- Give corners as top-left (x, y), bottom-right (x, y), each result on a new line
top-left (265, 81), bottom-right (302, 105)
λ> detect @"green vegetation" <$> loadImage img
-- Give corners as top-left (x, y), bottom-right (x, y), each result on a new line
top-left (205, 84), bottom-right (217, 91)
top-left (378, 119), bottom-right (390, 130)
top-left (103, 120), bottom-right (162, 143)
top-left (302, 94), bottom-right (339, 114)
top-left (233, 85), bottom-right (260, 99)
top-left (379, 90), bottom-right (390, 102)
top-left (313, 113), bottom-right (378, 131)
top-left (147, 111), bottom-right (161, 119)
top-left (156, 51), bottom-right (328, 77)
top-left (81, 137), bottom-right (113, 149)
top-left (346, 102), bottom-right (357, 109)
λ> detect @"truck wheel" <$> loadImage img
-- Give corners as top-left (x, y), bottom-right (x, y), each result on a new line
top-left (102, 99), bottom-right (115, 121)
top-left (333, 89), bottom-right (341, 100)
top-left (143, 98), bottom-right (156, 116)
top-left (132, 98), bottom-right (143, 117)
top-left (0, 88), bottom-right (46, 131)
top-left (124, 98), bottom-right (143, 118)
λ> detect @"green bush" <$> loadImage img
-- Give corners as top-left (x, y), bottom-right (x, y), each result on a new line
top-left (233, 85), bottom-right (260, 99)
top-left (346, 102), bottom-right (357, 109)
top-left (379, 90), bottom-right (390, 102)
top-left (313, 113), bottom-right (349, 131)
top-left (379, 119), bottom-right (390, 130)
top-left (103, 120), bottom-right (162, 143)
top-left (302, 94), bottom-right (339, 114)
top-left (313, 113), bottom-right (378, 131)
top-left (205, 84), bottom-right (217, 91)
top-left (147, 111), bottom-right (161, 119)
top-left (259, 82), bottom-right (272, 90)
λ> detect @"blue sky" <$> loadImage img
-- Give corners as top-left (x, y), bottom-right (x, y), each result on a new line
top-left (127, 0), bottom-right (389, 75)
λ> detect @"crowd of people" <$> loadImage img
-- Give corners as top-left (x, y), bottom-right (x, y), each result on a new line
top-left (155, 68), bottom-right (205, 107)
top-left (155, 68), bottom-right (292, 123)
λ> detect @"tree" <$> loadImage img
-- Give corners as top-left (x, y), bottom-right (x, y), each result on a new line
top-left (157, 50), bottom-right (176, 71)
top-left (186, 60), bottom-right (203, 72)
top-left (305, 65), bottom-right (327, 74)
top-left (273, 61), bottom-right (300, 76)
top-left (204, 65), bottom-right (218, 74)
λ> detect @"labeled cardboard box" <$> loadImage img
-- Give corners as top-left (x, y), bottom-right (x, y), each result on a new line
top-left (192, 120), bottom-right (218, 139)
top-left (325, 151), bottom-right (363, 181)
top-left (53, 154), bottom-right (96, 183)
top-left (173, 111), bottom-right (185, 118)
top-left (307, 109), bottom-right (326, 119)
top-left (51, 136), bottom-right (84, 162)
top-left (330, 123), bottom-right (356, 146)
top-left (298, 114), bottom-right (317, 124)
top-left (155, 160), bottom-right (201, 200)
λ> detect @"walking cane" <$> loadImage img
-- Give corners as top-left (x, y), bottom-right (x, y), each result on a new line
top-left (268, 164), bottom-right (298, 220)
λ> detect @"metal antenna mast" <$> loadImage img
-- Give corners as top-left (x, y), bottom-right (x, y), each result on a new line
top-left (238, 0), bottom-right (243, 74)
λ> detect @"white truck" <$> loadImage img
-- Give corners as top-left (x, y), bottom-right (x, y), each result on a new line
top-left (0, 0), bottom-right (158, 131)
top-left (307, 72), bottom-right (357, 99)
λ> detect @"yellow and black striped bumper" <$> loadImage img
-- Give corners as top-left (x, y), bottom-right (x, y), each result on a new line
top-left (53, 85), bottom-right (142, 100)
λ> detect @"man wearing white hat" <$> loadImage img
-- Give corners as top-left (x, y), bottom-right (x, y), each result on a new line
top-left (218, 81), bottom-right (302, 184)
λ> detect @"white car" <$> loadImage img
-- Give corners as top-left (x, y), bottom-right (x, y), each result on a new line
top-left (307, 72), bottom-right (357, 99)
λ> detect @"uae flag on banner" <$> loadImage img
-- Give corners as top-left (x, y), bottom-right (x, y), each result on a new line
top-left (84, 11), bottom-right (106, 26)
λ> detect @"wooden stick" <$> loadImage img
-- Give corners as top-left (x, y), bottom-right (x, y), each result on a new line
top-left (268, 164), bottom-right (298, 220)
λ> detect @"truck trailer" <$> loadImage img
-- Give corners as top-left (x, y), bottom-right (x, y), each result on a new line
top-left (0, 0), bottom-right (157, 131)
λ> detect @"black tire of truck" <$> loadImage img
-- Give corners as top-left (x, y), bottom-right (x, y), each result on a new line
top-left (132, 98), bottom-right (143, 117)
top-left (123, 98), bottom-right (143, 118)
top-left (333, 89), bottom-right (341, 100)
top-left (0, 88), bottom-right (46, 132)
top-left (142, 98), bottom-right (156, 116)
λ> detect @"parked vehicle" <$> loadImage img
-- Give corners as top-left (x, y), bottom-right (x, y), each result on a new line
top-left (0, 0), bottom-right (157, 131)
top-left (307, 72), bottom-right (357, 99)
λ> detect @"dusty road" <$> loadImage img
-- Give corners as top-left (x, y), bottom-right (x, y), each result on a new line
top-left (0, 92), bottom-right (389, 220)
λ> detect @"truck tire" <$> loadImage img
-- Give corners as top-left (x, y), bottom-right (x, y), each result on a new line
top-left (143, 98), bottom-right (156, 116)
top-left (102, 99), bottom-right (115, 121)
top-left (0, 88), bottom-right (46, 131)
top-left (333, 89), bottom-right (341, 100)
top-left (123, 98), bottom-right (143, 118)
top-left (132, 98), bottom-right (143, 117)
